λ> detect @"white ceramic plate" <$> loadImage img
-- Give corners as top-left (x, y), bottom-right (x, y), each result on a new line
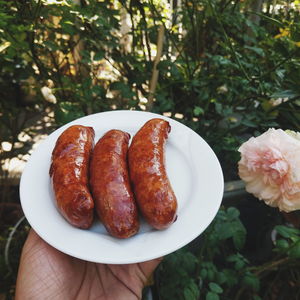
top-left (20, 110), bottom-right (224, 264)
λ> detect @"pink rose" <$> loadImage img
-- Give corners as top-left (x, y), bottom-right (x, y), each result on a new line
top-left (238, 128), bottom-right (300, 212)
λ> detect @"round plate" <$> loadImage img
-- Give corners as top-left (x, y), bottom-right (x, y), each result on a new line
top-left (20, 110), bottom-right (224, 264)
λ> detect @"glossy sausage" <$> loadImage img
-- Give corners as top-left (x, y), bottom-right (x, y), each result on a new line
top-left (128, 118), bottom-right (178, 230)
top-left (90, 130), bottom-right (139, 238)
top-left (49, 125), bottom-right (95, 229)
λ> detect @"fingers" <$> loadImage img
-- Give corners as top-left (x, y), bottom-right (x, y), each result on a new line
top-left (138, 256), bottom-right (164, 280)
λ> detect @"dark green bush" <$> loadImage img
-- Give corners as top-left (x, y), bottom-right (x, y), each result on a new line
top-left (1, 0), bottom-right (300, 299)
top-left (1, 0), bottom-right (300, 180)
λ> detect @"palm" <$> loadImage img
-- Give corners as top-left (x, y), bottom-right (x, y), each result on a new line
top-left (16, 230), bottom-right (162, 300)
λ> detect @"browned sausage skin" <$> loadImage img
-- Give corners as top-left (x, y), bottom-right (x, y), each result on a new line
top-left (90, 130), bottom-right (139, 238)
top-left (128, 118), bottom-right (178, 230)
top-left (50, 125), bottom-right (95, 229)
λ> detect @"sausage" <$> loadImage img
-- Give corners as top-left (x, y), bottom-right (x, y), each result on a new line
top-left (128, 118), bottom-right (178, 230)
top-left (49, 125), bottom-right (95, 229)
top-left (90, 130), bottom-right (139, 238)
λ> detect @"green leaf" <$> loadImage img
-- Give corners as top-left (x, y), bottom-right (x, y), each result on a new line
top-left (206, 291), bottom-right (219, 300)
top-left (209, 282), bottom-right (223, 294)
top-left (110, 81), bottom-right (134, 99)
top-left (274, 40), bottom-right (290, 57)
top-left (290, 24), bottom-right (300, 41)
top-left (60, 21), bottom-right (77, 35)
top-left (275, 225), bottom-right (300, 239)
top-left (182, 252), bottom-right (198, 273)
top-left (223, 269), bottom-right (238, 286)
top-left (215, 271), bottom-right (227, 284)
top-left (241, 118), bottom-right (257, 128)
top-left (242, 273), bottom-right (260, 291)
top-left (207, 269), bottom-right (215, 281)
top-left (227, 253), bottom-right (248, 269)
top-left (194, 106), bottom-right (204, 116)
top-left (200, 268), bottom-right (208, 279)
top-left (227, 207), bottom-right (240, 220)
top-left (235, 259), bottom-right (245, 270)
top-left (43, 40), bottom-right (59, 51)
top-left (55, 102), bottom-right (85, 125)
top-left (247, 11), bottom-right (283, 27)
top-left (244, 45), bottom-right (265, 57)
top-left (275, 239), bottom-right (289, 250)
top-left (183, 281), bottom-right (200, 300)
top-left (91, 85), bottom-right (106, 98)
top-left (94, 51), bottom-right (104, 61)
top-left (271, 90), bottom-right (300, 99)
top-left (215, 102), bottom-right (223, 115)
top-left (233, 226), bottom-right (246, 250)
top-left (289, 241), bottom-right (300, 259)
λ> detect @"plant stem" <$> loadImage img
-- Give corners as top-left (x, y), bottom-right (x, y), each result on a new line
top-left (147, 25), bottom-right (164, 110)
top-left (250, 257), bottom-right (290, 276)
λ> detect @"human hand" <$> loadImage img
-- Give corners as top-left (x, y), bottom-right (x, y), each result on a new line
top-left (15, 229), bottom-right (162, 300)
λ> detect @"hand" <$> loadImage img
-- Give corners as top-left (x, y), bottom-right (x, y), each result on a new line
top-left (15, 229), bottom-right (162, 300)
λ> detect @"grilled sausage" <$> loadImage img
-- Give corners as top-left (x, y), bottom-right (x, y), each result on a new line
top-left (90, 130), bottom-right (139, 238)
top-left (50, 125), bottom-right (95, 229)
top-left (128, 118), bottom-right (178, 230)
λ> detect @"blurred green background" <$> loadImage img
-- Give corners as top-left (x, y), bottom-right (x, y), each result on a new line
top-left (1, 0), bottom-right (300, 299)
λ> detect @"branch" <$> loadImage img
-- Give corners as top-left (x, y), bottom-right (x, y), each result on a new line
top-left (147, 25), bottom-right (165, 111)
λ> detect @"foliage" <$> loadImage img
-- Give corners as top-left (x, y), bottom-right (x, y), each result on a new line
top-left (149, 0), bottom-right (300, 180)
top-left (155, 206), bottom-right (300, 300)
top-left (1, 0), bottom-right (300, 182)
top-left (155, 207), bottom-right (258, 300)
top-left (274, 225), bottom-right (300, 259)
top-left (0, 218), bottom-right (29, 299)
top-left (0, 0), bottom-right (300, 299)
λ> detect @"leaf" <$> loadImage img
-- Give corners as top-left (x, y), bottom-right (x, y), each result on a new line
top-left (183, 281), bottom-right (200, 300)
top-left (94, 51), bottom-right (104, 61)
top-left (194, 106), bottom-right (204, 116)
top-left (233, 226), bottom-right (246, 250)
top-left (110, 81), bottom-right (134, 99)
top-left (214, 222), bottom-right (234, 240)
top-left (215, 102), bottom-right (223, 115)
top-left (43, 40), bottom-right (59, 51)
top-left (206, 291), bottom-right (219, 300)
top-left (227, 207), bottom-right (240, 220)
top-left (200, 268), bottom-right (208, 279)
top-left (60, 21), bottom-right (77, 35)
top-left (288, 241), bottom-right (300, 259)
top-left (241, 118), bottom-right (257, 128)
top-left (209, 282), bottom-right (223, 294)
top-left (244, 45), bottom-right (265, 57)
top-left (91, 85), bottom-right (106, 98)
top-left (275, 239), bottom-right (289, 250)
top-left (274, 40), bottom-right (290, 57)
top-left (247, 11), bottom-right (283, 27)
top-left (55, 102), bottom-right (85, 125)
top-left (182, 252), bottom-right (198, 273)
top-left (215, 271), bottom-right (227, 284)
top-left (207, 269), bottom-right (215, 281)
top-left (226, 254), bottom-right (248, 268)
top-left (271, 90), bottom-right (300, 99)
top-left (242, 273), bottom-right (260, 291)
top-left (275, 225), bottom-right (300, 239)
top-left (290, 24), bottom-right (300, 41)
top-left (222, 269), bottom-right (238, 287)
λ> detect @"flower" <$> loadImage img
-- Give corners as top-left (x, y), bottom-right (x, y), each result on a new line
top-left (274, 27), bottom-right (290, 39)
top-left (238, 128), bottom-right (300, 212)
